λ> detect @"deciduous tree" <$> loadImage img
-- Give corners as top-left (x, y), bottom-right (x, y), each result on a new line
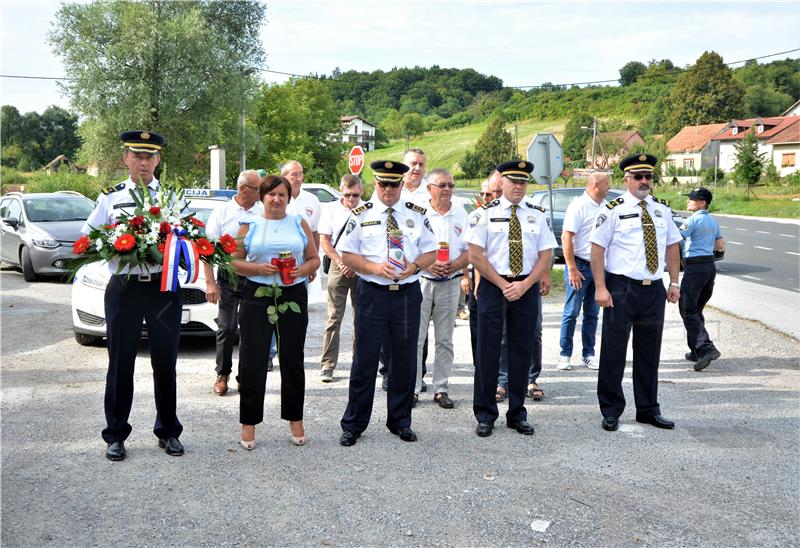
top-left (619, 61), bottom-right (646, 86)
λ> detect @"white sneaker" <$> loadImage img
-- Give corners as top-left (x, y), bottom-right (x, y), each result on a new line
top-left (557, 356), bottom-right (571, 370)
top-left (582, 356), bottom-right (599, 370)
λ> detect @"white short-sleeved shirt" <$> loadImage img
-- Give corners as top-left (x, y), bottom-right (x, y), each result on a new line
top-left (401, 183), bottom-right (430, 206)
top-left (590, 191), bottom-right (682, 281)
top-left (466, 196), bottom-right (557, 276)
top-left (82, 178), bottom-right (186, 274)
top-left (205, 197), bottom-right (264, 239)
top-left (562, 191), bottom-right (607, 261)
top-left (422, 201), bottom-right (470, 279)
top-left (318, 198), bottom-right (364, 250)
top-left (286, 188), bottom-right (321, 232)
top-left (338, 197), bottom-right (438, 285)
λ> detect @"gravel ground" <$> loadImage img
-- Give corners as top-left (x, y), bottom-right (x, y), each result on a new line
top-left (1, 267), bottom-right (799, 547)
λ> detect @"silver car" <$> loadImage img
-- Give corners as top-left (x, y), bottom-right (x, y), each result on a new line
top-left (0, 191), bottom-right (95, 281)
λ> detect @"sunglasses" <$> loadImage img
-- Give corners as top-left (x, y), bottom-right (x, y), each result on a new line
top-left (629, 173), bottom-right (654, 181)
top-left (376, 181), bottom-right (402, 188)
top-left (342, 192), bottom-right (361, 198)
top-left (430, 182), bottom-right (455, 189)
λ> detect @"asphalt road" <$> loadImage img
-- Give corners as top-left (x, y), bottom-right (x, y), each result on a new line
top-left (1, 269), bottom-right (798, 546)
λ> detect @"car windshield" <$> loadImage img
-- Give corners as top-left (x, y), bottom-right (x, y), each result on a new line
top-left (23, 196), bottom-right (95, 222)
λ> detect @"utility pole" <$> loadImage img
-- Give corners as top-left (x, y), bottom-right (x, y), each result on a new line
top-left (581, 117), bottom-right (598, 169)
top-left (240, 67), bottom-right (256, 171)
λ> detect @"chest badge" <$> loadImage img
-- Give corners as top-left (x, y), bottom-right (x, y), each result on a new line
top-left (654, 210), bottom-right (663, 218)
top-left (406, 219), bottom-right (415, 228)
top-left (527, 215), bottom-right (535, 223)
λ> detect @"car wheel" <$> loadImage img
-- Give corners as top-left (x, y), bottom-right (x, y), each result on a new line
top-left (20, 247), bottom-right (37, 282)
top-left (74, 332), bottom-right (105, 346)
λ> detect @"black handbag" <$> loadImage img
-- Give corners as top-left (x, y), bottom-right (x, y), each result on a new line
top-left (323, 217), bottom-right (349, 274)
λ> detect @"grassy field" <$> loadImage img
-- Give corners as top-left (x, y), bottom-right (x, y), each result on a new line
top-left (653, 184), bottom-right (800, 218)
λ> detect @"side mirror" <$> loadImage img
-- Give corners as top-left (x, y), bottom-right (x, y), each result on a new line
top-left (2, 218), bottom-right (19, 230)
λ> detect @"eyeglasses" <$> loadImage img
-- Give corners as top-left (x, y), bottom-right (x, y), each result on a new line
top-left (376, 181), bottom-right (402, 188)
top-left (430, 182), bottom-right (455, 189)
top-left (342, 192), bottom-right (361, 198)
top-left (629, 173), bottom-right (654, 181)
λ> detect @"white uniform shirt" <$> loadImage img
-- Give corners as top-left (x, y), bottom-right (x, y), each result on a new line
top-left (318, 198), bottom-right (363, 250)
top-left (205, 197), bottom-right (264, 239)
top-left (467, 196), bottom-right (557, 276)
top-left (82, 178), bottom-right (185, 274)
top-left (421, 201), bottom-right (470, 280)
top-left (401, 183), bottom-right (430, 206)
top-left (286, 188), bottom-right (321, 232)
top-left (590, 191), bottom-right (682, 281)
top-left (339, 197), bottom-right (438, 285)
top-left (562, 191), bottom-right (607, 261)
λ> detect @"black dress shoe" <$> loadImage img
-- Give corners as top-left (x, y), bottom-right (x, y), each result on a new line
top-left (411, 394), bottom-right (419, 408)
top-left (694, 349), bottom-right (721, 371)
top-left (685, 351), bottom-right (698, 362)
top-left (340, 430), bottom-right (360, 446)
top-left (420, 380), bottom-right (428, 393)
top-left (602, 416), bottom-right (619, 431)
top-left (476, 422), bottom-right (493, 437)
top-left (106, 441), bottom-right (126, 461)
top-left (636, 415), bottom-right (675, 429)
top-left (507, 419), bottom-right (535, 435)
top-left (158, 437), bottom-right (185, 456)
top-left (390, 426), bottom-right (417, 442)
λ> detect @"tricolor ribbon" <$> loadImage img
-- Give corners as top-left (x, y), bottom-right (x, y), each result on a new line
top-left (387, 231), bottom-right (405, 271)
top-left (160, 227), bottom-right (200, 292)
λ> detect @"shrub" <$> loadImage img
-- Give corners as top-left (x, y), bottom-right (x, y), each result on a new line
top-left (24, 169), bottom-right (106, 200)
top-left (1, 166), bottom-right (30, 187)
top-left (782, 171), bottom-right (800, 187)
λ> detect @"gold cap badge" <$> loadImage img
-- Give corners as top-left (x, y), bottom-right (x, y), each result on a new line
top-left (141, 131), bottom-right (150, 140)
top-left (639, 154), bottom-right (647, 161)
top-left (518, 162), bottom-right (526, 168)
top-left (385, 161), bottom-right (393, 168)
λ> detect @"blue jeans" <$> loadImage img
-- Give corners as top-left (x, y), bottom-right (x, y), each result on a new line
top-left (497, 293), bottom-right (542, 389)
top-left (559, 260), bottom-right (599, 359)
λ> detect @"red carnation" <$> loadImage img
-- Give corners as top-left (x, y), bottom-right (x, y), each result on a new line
top-left (73, 235), bottom-right (91, 254)
top-left (157, 241), bottom-right (166, 253)
top-left (160, 221), bottom-right (172, 234)
top-left (149, 206), bottom-right (161, 216)
top-left (189, 217), bottom-right (205, 228)
top-left (114, 234), bottom-right (136, 252)
top-left (195, 237), bottom-right (214, 257)
top-left (219, 234), bottom-right (238, 254)
top-left (129, 215), bottom-right (145, 228)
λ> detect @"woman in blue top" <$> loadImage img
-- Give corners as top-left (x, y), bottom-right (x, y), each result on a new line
top-left (232, 175), bottom-right (320, 449)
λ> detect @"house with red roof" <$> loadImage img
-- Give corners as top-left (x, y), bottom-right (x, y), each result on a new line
top-left (585, 130), bottom-right (645, 169)
top-left (765, 118), bottom-right (800, 176)
top-left (340, 115), bottom-right (377, 151)
top-left (665, 123), bottom-right (728, 173)
top-left (712, 116), bottom-right (799, 173)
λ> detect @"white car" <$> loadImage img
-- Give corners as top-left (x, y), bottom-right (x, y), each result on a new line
top-left (71, 193), bottom-right (232, 346)
top-left (302, 183), bottom-right (341, 203)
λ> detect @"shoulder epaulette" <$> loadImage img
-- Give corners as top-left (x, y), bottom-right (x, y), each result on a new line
top-left (352, 202), bottom-right (373, 215)
top-left (405, 202), bottom-right (427, 214)
top-left (525, 201), bottom-right (545, 212)
top-left (481, 199), bottom-right (500, 209)
top-left (101, 182), bottom-right (126, 195)
top-left (605, 196), bottom-right (624, 210)
top-left (651, 195), bottom-right (670, 207)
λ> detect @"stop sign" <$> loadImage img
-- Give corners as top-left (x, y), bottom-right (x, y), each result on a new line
top-left (348, 146), bottom-right (365, 175)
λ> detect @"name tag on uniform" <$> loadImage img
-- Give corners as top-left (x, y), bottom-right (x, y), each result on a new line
top-left (490, 217), bottom-right (510, 222)
top-left (619, 213), bottom-right (640, 219)
top-left (361, 220), bottom-right (381, 227)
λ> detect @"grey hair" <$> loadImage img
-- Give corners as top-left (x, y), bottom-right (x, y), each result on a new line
top-left (280, 160), bottom-right (303, 175)
top-left (426, 168), bottom-right (452, 186)
top-left (237, 169), bottom-right (260, 187)
top-left (340, 174), bottom-right (363, 189)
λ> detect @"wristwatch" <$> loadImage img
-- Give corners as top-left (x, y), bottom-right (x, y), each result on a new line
top-left (669, 282), bottom-right (680, 288)
top-left (412, 262), bottom-right (421, 275)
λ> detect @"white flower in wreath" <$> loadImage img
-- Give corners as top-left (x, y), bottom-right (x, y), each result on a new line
top-left (95, 238), bottom-right (103, 251)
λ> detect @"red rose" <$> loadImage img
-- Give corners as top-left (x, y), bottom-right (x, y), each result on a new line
top-left (129, 215), bottom-right (145, 228)
top-left (149, 206), bottom-right (161, 216)
top-left (114, 234), bottom-right (136, 252)
top-left (157, 241), bottom-right (166, 253)
top-left (160, 221), bottom-right (172, 234)
top-left (189, 217), bottom-right (205, 228)
top-left (73, 235), bottom-right (91, 254)
top-left (195, 237), bottom-right (214, 257)
top-left (219, 234), bottom-right (238, 254)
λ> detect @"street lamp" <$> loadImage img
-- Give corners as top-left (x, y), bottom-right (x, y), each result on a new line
top-left (240, 67), bottom-right (256, 171)
top-left (581, 117), bottom-right (598, 170)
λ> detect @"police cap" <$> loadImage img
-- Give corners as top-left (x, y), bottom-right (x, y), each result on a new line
top-left (686, 186), bottom-right (713, 204)
top-left (370, 160), bottom-right (409, 183)
top-left (620, 153), bottom-right (657, 173)
top-left (497, 160), bottom-right (534, 183)
top-left (120, 130), bottom-right (165, 154)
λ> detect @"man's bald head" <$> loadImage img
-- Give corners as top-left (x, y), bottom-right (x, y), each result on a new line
top-left (586, 171), bottom-right (610, 202)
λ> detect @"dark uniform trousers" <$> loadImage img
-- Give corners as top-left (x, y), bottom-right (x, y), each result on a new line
top-left (597, 274), bottom-right (664, 420)
top-left (474, 278), bottom-right (539, 425)
top-left (679, 261), bottom-right (717, 355)
top-left (341, 279), bottom-right (422, 434)
top-left (238, 280), bottom-right (307, 425)
top-left (468, 270), bottom-right (478, 368)
top-left (215, 271), bottom-right (247, 377)
top-left (102, 275), bottom-right (182, 443)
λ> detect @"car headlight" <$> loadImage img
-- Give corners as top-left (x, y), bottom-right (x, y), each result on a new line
top-left (31, 238), bottom-right (60, 249)
top-left (80, 272), bottom-right (107, 290)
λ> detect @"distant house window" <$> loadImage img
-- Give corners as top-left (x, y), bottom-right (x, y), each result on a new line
top-left (782, 152), bottom-right (796, 167)
top-left (353, 125), bottom-right (358, 135)
top-left (757, 124), bottom-right (764, 134)
top-left (683, 158), bottom-right (695, 170)
top-left (362, 130), bottom-right (370, 139)
top-left (663, 159), bottom-right (675, 167)
top-left (731, 127), bottom-right (738, 135)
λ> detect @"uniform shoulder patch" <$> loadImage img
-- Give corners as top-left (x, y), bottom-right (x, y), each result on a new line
top-left (352, 202), bottom-right (373, 215)
top-left (481, 199), bottom-right (500, 210)
top-left (605, 196), bottom-right (624, 210)
top-left (651, 195), bottom-right (670, 207)
top-left (405, 202), bottom-right (427, 214)
top-left (101, 182), bottom-right (126, 195)
top-left (525, 201), bottom-right (545, 212)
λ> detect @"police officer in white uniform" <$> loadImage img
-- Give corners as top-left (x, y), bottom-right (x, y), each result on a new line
top-left (82, 130), bottom-right (185, 461)
top-left (338, 160), bottom-right (437, 446)
top-left (590, 153), bottom-right (682, 432)
top-left (467, 161), bottom-right (556, 438)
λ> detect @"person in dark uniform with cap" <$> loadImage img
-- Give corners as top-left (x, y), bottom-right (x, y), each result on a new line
top-left (338, 160), bottom-right (437, 446)
top-left (590, 153), bottom-right (683, 432)
top-left (82, 130), bottom-right (185, 461)
top-left (679, 187), bottom-right (724, 371)
top-left (467, 160), bottom-right (557, 438)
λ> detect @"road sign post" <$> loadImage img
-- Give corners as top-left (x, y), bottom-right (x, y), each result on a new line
top-left (348, 146), bottom-right (365, 175)
top-left (527, 133), bottom-right (564, 235)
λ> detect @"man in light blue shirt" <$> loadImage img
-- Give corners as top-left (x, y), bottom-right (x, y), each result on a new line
top-left (679, 187), bottom-right (725, 371)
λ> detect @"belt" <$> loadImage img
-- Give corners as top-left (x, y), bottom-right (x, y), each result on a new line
top-left (575, 256), bottom-right (591, 266)
top-left (607, 272), bottom-right (659, 286)
top-left (501, 275), bottom-right (530, 282)
top-left (112, 272), bottom-right (161, 282)
top-left (362, 279), bottom-right (418, 292)
top-left (421, 273), bottom-right (463, 282)
top-left (685, 255), bottom-right (715, 265)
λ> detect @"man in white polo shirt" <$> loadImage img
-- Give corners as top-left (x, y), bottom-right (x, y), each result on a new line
top-left (557, 172), bottom-right (610, 371)
top-left (282, 160), bottom-right (322, 270)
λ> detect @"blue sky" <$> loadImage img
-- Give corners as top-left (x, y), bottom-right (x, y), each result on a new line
top-left (2, 0), bottom-right (799, 114)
